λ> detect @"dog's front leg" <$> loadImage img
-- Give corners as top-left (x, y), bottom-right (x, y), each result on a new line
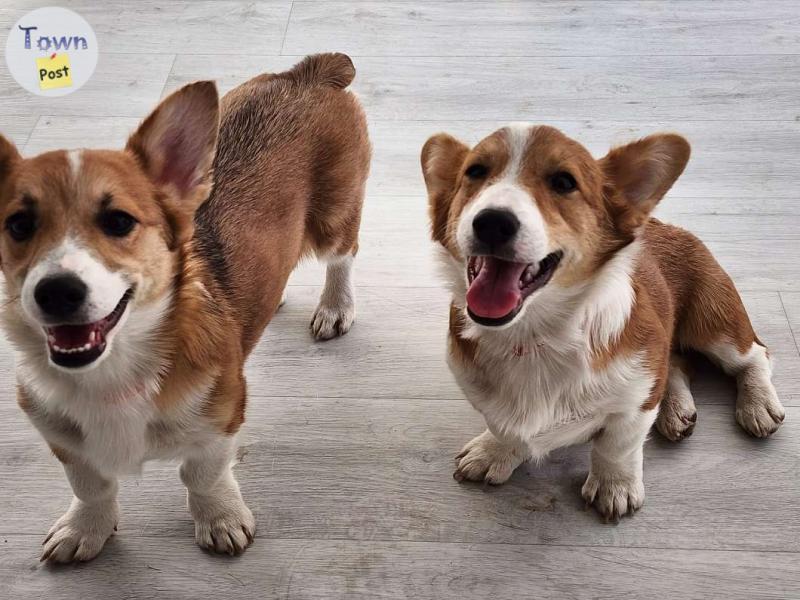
top-left (179, 434), bottom-right (255, 555)
top-left (582, 408), bottom-right (658, 522)
top-left (41, 450), bottom-right (119, 563)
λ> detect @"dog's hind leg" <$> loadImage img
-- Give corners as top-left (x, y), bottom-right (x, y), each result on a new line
top-left (655, 354), bottom-right (697, 441)
top-left (310, 248), bottom-right (357, 341)
top-left (704, 340), bottom-right (785, 438)
top-left (677, 263), bottom-right (785, 438)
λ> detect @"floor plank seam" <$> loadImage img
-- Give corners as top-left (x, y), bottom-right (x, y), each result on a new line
top-left (778, 292), bottom-right (800, 357)
top-left (2, 531), bottom-right (799, 556)
top-left (241, 394), bottom-right (799, 406)
top-left (159, 54), bottom-right (179, 98)
top-left (19, 116), bottom-right (42, 153)
top-left (279, 1), bottom-right (295, 55)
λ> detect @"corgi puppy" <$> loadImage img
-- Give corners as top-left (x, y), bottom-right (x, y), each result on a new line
top-left (421, 125), bottom-right (784, 520)
top-left (0, 53), bottom-right (370, 561)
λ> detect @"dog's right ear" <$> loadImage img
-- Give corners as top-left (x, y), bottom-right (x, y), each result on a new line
top-left (0, 134), bottom-right (21, 187)
top-left (421, 133), bottom-right (469, 246)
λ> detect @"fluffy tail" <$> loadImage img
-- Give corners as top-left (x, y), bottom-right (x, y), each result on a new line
top-left (288, 53), bottom-right (356, 89)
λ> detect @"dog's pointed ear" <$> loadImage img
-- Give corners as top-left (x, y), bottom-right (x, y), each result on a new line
top-left (600, 133), bottom-right (690, 234)
top-left (126, 81), bottom-right (219, 202)
top-left (421, 133), bottom-right (470, 246)
top-left (126, 81), bottom-right (219, 248)
top-left (0, 134), bottom-right (21, 186)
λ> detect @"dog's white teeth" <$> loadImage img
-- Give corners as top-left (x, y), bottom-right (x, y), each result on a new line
top-left (82, 343), bottom-right (91, 351)
top-left (53, 344), bottom-right (62, 352)
top-left (89, 331), bottom-right (96, 344)
top-left (520, 265), bottom-right (537, 287)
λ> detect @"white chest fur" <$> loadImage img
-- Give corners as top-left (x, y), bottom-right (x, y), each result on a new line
top-left (18, 359), bottom-right (215, 477)
top-left (441, 241), bottom-right (651, 458)
top-left (448, 338), bottom-right (652, 458)
top-left (54, 385), bottom-right (158, 475)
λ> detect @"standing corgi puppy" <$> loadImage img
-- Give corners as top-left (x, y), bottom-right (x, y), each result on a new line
top-left (422, 125), bottom-right (784, 520)
top-left (0, 53), bottom-right (370, 561)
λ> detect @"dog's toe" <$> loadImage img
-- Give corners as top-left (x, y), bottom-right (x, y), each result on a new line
top-left (454, 430), bottom-right (524, 485)
top-left (582, 473), bottom-right (644, 522)
top-left (41, 500), bottom-right (118, 563)
top-left (193, 500), bottom-right (255, 556)
top-left (310, 303), bottom-right (355, 341)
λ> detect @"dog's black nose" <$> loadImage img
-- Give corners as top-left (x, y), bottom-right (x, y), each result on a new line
top-left (34, 274), bottom-right (88, 319)
top-left (473, 208), bottom-right (520, 247)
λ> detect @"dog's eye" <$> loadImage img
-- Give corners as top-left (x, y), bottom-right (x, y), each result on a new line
top-left (5, 211), bottom-right (36, 242)
top-left (465, 163), bottom-right (488, 180)
top-left (549, 171), bottom-right (577, 194)
top-left (98, 210), bottom-right (137, 237)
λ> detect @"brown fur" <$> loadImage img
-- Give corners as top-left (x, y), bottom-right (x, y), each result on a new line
top-left (449, 302), bottom-right (478, 365)
top-left (423, 125), bottom-right (762, 413)
top-left (0, 53), bottom-right (370, 436)
top-left (197, 53), bottom-right (370, 355)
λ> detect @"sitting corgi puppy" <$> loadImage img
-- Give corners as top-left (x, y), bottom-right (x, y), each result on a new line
top-left (421, 125), bottom-right (784, 520)
top-left (0, 53), bottom-right (370, 561)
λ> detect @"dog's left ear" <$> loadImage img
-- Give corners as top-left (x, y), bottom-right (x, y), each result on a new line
top-left (600, 133), bottom-right (690, 234)
top-left (421, 133), bottom-right (470, 247)
top-left (126, 81), bottom-right (219, 247)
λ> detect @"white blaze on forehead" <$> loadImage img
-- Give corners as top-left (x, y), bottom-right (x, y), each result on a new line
top-left (20, 236), bottom-right (130, 325)
top-left (455, 123), bottom-right (549, 264)
top-left (66, 149), bottom-right (83, 180)
top-left (500, 123), bottom-right (534, 181)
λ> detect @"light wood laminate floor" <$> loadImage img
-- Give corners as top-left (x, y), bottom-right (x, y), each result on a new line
top-left (1, 1), bottom-right (798, 598)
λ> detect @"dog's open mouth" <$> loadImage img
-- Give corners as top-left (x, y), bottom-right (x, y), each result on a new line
top-left (466, 251), bottom-right (563, 326)
top-left (44, 288), bottom-right (133, 368)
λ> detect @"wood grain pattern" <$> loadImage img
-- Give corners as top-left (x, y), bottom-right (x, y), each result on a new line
top-left (779, 292), bottom-right (800, 357)
top-left (167, 52), bottom-right (800, 121)
top-left (364, 120), bottom-right (800, 198)
top-left (2, 536), bottom-right (797, 600)
top-left (0, 115), bottom-right (38, 147)
top-left (0, 1), bottom-right (292, 55)
top-left (283, 1), bottom-right (800, 57)
top-left (0, 0), bottom-right (798, 597)
top-left (1, 402), bottom-right (798, 554)
top-left (23, 115), bottom-right (800, 201)
top-left (0, 53), bottom-right (174, 119)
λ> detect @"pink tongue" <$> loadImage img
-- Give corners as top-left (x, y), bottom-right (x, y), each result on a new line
top-left (466, 257), bottom-right (528, 318)
top-left (51, 324), bottom-right (94, 348)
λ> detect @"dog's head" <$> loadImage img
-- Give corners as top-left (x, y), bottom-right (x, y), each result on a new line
top-left (422, 124), bottom-right (690, 329)
top-left (0, 82), bottom-right (219, 372)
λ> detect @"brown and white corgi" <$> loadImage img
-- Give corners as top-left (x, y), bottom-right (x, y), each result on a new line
top-left (0, 53), bottom-right (370, 561)
top-left (422, 124), bottom-right (784, 520)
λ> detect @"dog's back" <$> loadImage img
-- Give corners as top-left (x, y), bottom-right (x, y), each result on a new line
top-left (196, 53), bottom-right (371, 350)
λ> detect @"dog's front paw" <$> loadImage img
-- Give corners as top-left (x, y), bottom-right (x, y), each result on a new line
top-left (454, 430), bottom-right (525, 485)
top-left (189, 493), bottom-right (255, 555)
top-left (41, 498), bottom-right (119, 563)
top-left (582, 472), bottom-right (644, 523)
top-left (310, 302), bottom-right (355, 341)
